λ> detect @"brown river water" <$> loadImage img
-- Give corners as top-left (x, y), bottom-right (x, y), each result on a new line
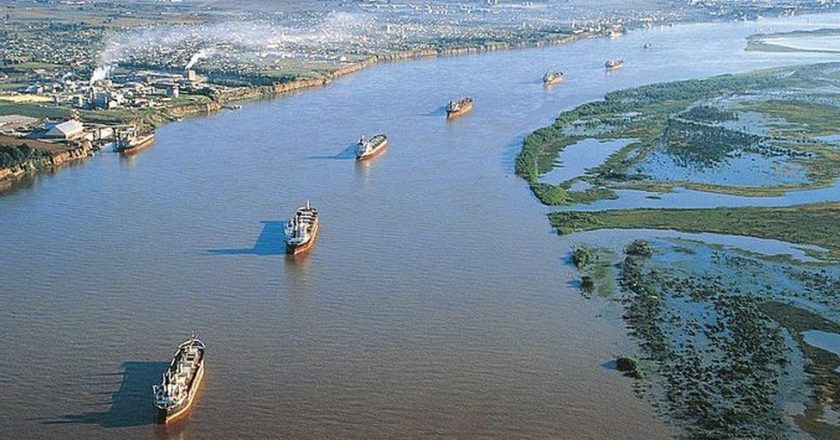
top-left (1, 14), bottom-right (839, 440)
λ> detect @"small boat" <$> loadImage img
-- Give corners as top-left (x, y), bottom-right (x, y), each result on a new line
top-left (356, 134), bottom-right (389, 161)
top-left (605, 59), bottom-right (625, 70)
top-left (152, 333), bottom-right (206, 424)
top-left (543, 71), bottom-right (564, 86)
top-left (285, 200), bottom-right (319, 255)
top-left (643, 42), bottom-right (652, 49)
top-left (445, 97), bottom-right (474, 119)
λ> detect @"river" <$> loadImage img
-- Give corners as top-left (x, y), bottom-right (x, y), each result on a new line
top-left (2, 13), bottom-right (839, 440)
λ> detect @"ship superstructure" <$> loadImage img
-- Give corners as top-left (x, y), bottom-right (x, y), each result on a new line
top-left (285, 200), bottom-right (320, 255)
top-left (152, 333), bottom-right (206, 424)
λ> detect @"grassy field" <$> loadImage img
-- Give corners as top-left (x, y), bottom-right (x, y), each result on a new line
top-left (0, 103), bottom-right (72, 120)
top-left (549, 202), bottom-right (840, 258)
top-left (0, 95), bottom-right (52, 104)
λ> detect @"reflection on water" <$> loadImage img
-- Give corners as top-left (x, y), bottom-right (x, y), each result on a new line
top-left (284, 251), bottom-right (313, 293)
top-left (2, 12), bottom-right (840, 440)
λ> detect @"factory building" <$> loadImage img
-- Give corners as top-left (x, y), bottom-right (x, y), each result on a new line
top-left (44, 120), bottom-right (84, 140)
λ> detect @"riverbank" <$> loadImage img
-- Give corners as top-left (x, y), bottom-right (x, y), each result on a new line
top-left (0, 31), bottom-right (595, 192)
top-left (120, 32), bottom-right (597, 129)
top-left (0, 136), bottom-right (94, 189)
top-left (185, 32), bottom-right (596, 110)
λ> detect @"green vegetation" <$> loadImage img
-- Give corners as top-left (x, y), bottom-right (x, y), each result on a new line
top-left (550, 62), bottom-right (840, 439)
top-left (580, 275), bottom-right (595, 293)
top-left (531, 182), bottom-right (618, 206)
top-left (736, 99), bottom-right (840, 137)
top-left (760, 302), bottom-right (840, 440)
top-left (0, 103), bottom-right (72, 120)
top-left (517, 63), bottom-right (840, 205)
top-left (618, 253), bottom-right (791, 439)
top-left (550, 202), bottom-right (840, 258)
top-left (625, 239), bottom-right (653, 257)
top-left (680, 105), bottom-right (737, 123)
top-left (615, 355), bottom-right (645, 379)
top-left (571, 246), bottom-right (616, 298)
top-left (571, 247), bottom-right (593, 268)
top-left (0, 143), bottom-right (46, 168)
top-left (570, 236), bottom-right (840, 438)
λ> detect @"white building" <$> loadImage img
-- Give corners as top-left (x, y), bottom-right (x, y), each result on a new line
top-left (44, 120), bottom-right (84, 140)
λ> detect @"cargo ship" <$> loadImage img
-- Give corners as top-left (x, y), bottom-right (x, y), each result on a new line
top-left (445, 97), bottom-right (473, 119)
top-left (152, 333), bottom-right (206, 424)
top-left (114, 130), bottom-right (155, 154)
top-left (285, 200), bottom-right (319, 255)
top-left (356, 134), bottom-right (389, 161)
top-left (605, 59), bottom-right (625, 70)
top-left (543, 71), bottom-right (565, 86)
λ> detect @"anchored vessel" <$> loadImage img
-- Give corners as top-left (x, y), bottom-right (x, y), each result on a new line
top-left (445, 97), bottom-right (473, 119)
top-left (356, 134), bottom-right (389, 161)
top-left (152, 333), bottom-right (206, 424)
top-left (285, 200), bottom-right (319, 255)
top-left (605, 59), bottom-right (625, 70)
top-left (543, 71), bottom-right (565, 86)
top-left (114, 130), bottom-right (155, 154)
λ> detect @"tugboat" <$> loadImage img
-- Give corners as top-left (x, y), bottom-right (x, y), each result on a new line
top-left (356, 134), bottom-right (389, 161)
top-left (114, 129), bottom-right (155, 154)
top-left (445, 97), bottom-right (473, 119)
top-left (543, 71), bottom-right (565, 86)
top-left (285, 200), bottom-right (319, 255)
top-left (605, 59), bottom-right (625, 70)
top-left (152, 333), bottom-right (206, 424)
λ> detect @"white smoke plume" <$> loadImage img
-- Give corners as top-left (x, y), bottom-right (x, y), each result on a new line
top-left (88, 11), bottom-right (381, 75)
top-left (90, 64), bottom-right (113, 85)
top-left (185, 48), bottom-right (216, 70)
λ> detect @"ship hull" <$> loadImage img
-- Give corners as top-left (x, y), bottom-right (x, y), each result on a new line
top-left (156, 356), bottom-right (205, 424)
top-left (286, 220), bottom-right (319, 255)
top-left (446, 104), bottom-right (473, 119)
top-left (118, 136), bottom-right (155, 155)
top-left (356, 140), bottom-right (389, 161)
